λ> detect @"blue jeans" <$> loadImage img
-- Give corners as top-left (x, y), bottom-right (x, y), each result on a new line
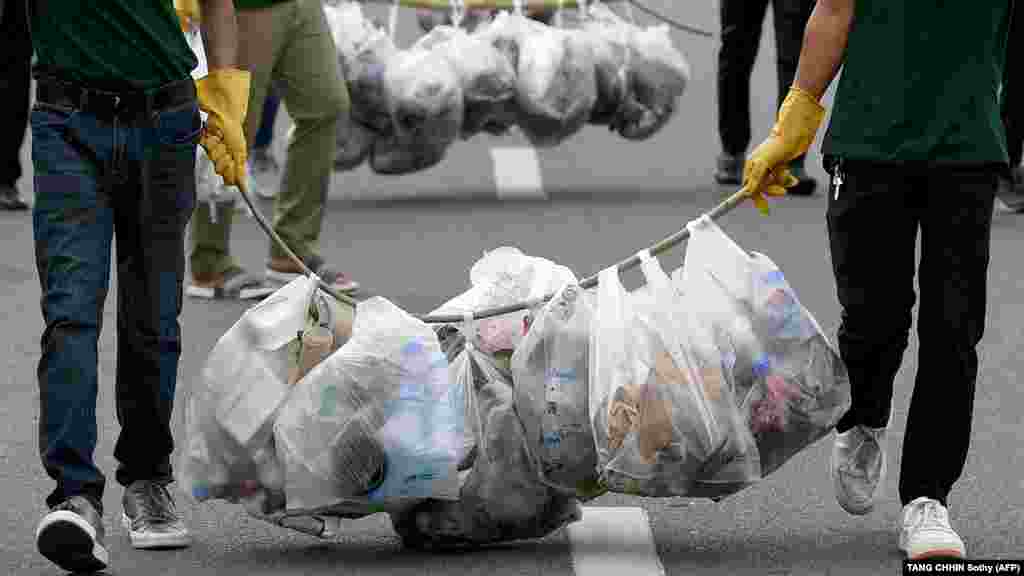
top-left (253, 84), bottom-right (281, 151)
top-left (31, 84), bottom-right (200, 514)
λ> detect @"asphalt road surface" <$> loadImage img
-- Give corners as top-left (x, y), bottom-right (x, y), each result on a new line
top-left (4, 2), bottom-right (1024, 575)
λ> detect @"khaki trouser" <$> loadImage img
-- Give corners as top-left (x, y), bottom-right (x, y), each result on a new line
top-left (189, 0), bottom-right (349, 279)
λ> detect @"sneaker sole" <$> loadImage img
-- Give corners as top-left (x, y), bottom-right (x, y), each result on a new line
top-left (36, 511), bottom-right (109, 573)
top-left (121, 512), bottom-right (193, 549)
top-left (266, 268), bottom-right (360, 293)
top-left (185, 283), bottom-right (277, 300)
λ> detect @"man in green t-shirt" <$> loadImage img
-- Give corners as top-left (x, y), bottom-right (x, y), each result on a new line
top-left (28, 1), bottom-right (248, 573)
top-left (740, 0), bottom-right (1010, 561)
top-left (185, 0), bottom-right (360, 300)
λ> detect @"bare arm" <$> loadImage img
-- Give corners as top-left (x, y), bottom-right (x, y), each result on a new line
top-left (793, 0), bottom-right (856, 100)
top-left (199, 0), bottom-right (239, 69)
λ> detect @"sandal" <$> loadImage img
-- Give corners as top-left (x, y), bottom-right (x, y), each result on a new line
top-left (266, 255), bottom-right (360, 293)
top-left (186, 266), bottom-right (277, 300)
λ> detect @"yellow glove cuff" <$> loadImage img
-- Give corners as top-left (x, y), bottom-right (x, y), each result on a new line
top-left (772, 86), bottom-right (827, 162)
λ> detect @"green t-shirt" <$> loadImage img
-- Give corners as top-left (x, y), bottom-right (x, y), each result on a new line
top-left (29, 0), bottom-right (198, 91)
top-left (234, 0), bottom-right (293, 10)
top-left (822, 1), bottom-right (1011, 165)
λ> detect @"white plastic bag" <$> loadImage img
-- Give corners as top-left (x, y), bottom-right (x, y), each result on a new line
top-left (178, 277), bottom-right (320, 513)
top-left (431, 247), bottom-right (578, 355)
top-left (390, 340), bottom-right (583, 550)
top-left (384, 42), bottom-right (464, 154)
top-left (590, 251), bottom-right (753, 497)
top-left (325, 1), bottom-right (399, 135)
top-left (681, 217), bottom-right (851, 477)
top-left (578, 8), bottom-right (631, 126)
top-left (513, 24), bottom-right (597, 147)
top-left (426, 26), bottom-right (518, 140)
top-left (615, 23), bottom-right (689, 141)
top-left (512, 283), bottom-right (599, 495)
top-left (273, 297), bottom-right (463, 513)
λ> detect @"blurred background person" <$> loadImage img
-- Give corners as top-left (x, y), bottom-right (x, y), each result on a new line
top-left (714, 0), bottom-right (818, 196)
top-left (0, 0), bottom-right (33, 211)
top-left (249, 82), bottom-right (283, 199)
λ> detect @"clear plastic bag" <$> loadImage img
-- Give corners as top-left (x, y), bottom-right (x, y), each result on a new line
top-left (390, 339), bottom-right (583, 550)
top-left (272, 296), bottom-right (463, 514)
top-left (383, 41), bottom-right (464, 157)
top-left (681, 216), bottom-right (851, 478)
top-left (431, 247), bottom-right (578, 355)
top-left (590, 251), bottom-right (755, 497)
top-left (616, 23), bottom-right (689, 141)
top-left (512, 283), bottom-right (600, 496)
top-left (177, 277), bottom-right (321, 514)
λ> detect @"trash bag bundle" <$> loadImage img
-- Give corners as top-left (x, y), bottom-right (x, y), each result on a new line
top-left (430, 246), bottom-right (577, 356)
top-left (578, 3), bottom-right (689, 141)
top-left (589, 250), bottom-right (760, 498)
top-left (324, 1), bottom-right (398, 169)
top-left (178, 277), bottom-right (355, 517)
top-left (678, 216), bottom-right (851, 479)
top-left (390, 333), bottom-right (583, 550)
top-left (425, 25), bottom-right (519, 140)
top-left (477, 11), bottom-right (597, 147)
top-left (273, 296), bottom-right (464, 514)
top-left (375, 36), bottom-right (464, 175)
top-left (512, 283), bottom-right (602, 497)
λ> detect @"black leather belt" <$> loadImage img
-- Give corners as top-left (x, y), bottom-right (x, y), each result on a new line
top-left (35, 76), bottom-right (197, 122)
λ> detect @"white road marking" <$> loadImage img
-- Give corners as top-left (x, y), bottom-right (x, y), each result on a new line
top-left (567, 507), bottom-right (667, 576)
top-left (490, 147), bottom-right (547, 199)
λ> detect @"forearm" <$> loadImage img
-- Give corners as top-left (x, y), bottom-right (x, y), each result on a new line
top-left (793, 0), bottom-right (856, 100)
top-left (199, 0), bottom-right (239, 69)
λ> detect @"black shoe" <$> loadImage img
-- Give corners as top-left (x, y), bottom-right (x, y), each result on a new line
top-left (122, 480), bottom-right (192, 549)
top-left (786, 163), bottom-right (818, 196)
top-left (36, 495), bottom-right (109, 573)
top-left (713, 153), bottom-right (743, 186)
top-left (0, 184), bottom-right (29, 211)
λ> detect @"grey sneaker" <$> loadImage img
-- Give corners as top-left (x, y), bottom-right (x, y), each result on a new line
top-left (36, 495), bottom-right (109, 573)
top-left (714, 153), bottom-right (744, 186)
top-left (122, 480), bottom-right (192, 549)
top-left (248, 147), bottom-right (280, 199)
top-left (899, 497), bottom-right (966, 560)
top-left (831, 424), bottom-right (887, 515)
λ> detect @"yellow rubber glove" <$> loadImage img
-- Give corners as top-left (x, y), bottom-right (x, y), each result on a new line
top-left (196, 69), bottom-right (251, 189)
top-left (175, 0), bottom-right (201, 30)
top-left (743, 86), bottom-right (826, 214)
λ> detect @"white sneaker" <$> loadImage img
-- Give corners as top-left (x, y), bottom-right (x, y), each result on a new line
top-left (900, 497), bottom-right (966, 560)
top-left (831, 425), bottom-right (887, 515)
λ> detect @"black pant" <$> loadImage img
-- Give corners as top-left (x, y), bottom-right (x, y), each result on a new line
top-left (717, 0), bottom-right (814, 160)
top-left (826, 160), bottom-right (998, 507)
top-left (1003, 0), bottom-right (1022, 167)
top-left (0, 0), bottom-right (33, 187)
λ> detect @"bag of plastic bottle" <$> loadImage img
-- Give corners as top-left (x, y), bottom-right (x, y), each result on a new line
top-left (272, 296), bottom-right (463, 514)
top-left (614, 22), bottom-right (689, 141)
top-left (383, 40), bottom-right (464, 157)
top-left (680, 216), bottom-right (851, 478)
top-left (390, 336), bottom-right (584, 550)
top-left (512, 283), bottom-right (601, 496)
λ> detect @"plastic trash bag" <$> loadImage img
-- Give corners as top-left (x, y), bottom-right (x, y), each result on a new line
top-left (424, 25), bottom-right (518, 140)
top-left (369, 131), bottom-right (448, 175)
top-left (325, 1), bottom-right (399, 135)
top-left (589, 251), bottom-right (755, 497)
top-left (272, 296), bottom-right (463, 514)
top-left (390, 339), bottom-right (583, 550)
top-left (578, 7), bottom-right (631, 126)
top-left (513, 23), bottom-right (597, 147)
top-left (383, 40), bottom-right (464, 156)
top-left (431, 247), bottom-right (578, 355)
top-left (177, 277), bottom-right (338, 515)
top-left (681, 216), bottom-right (851, 477)
top-left (615, 23), bottom-right (689, 141)
top-left (512, 283), bottom-right (601, 496)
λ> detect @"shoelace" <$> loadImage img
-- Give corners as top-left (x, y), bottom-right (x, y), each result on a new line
top-left (130, 483), bottom-right (178, 524)
top-left (911, 500), bottom-right (950, 533)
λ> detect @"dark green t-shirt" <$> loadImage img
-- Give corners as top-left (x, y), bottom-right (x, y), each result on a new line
top-left (29, 0), bottom-right (198, 91)
top-left (822, 1), bottom-right (1011, 165)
